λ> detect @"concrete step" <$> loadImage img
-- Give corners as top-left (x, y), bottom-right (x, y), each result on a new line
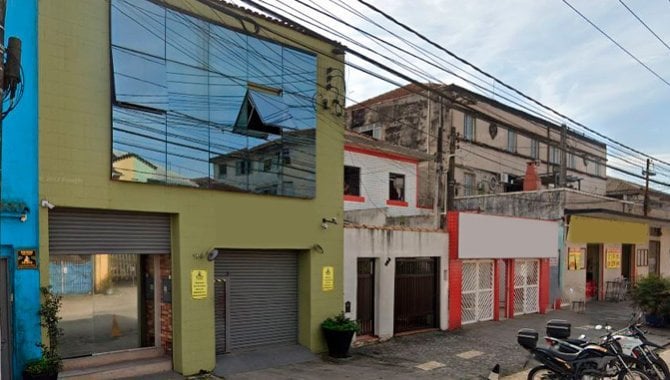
top-left (63, 347), bottom-right (163, 371)
top-left (59, 356), bottom-right (172, 380)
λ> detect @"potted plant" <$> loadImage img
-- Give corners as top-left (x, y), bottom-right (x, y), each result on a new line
top-left (23, 287), bottom-right (63, 380)
top-left (629, 275), bottom-right (670, 327)
top-left (321, 312), bottom-right (359, 358)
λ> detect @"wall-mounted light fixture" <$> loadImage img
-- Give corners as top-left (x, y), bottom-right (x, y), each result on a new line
top-left (321, 217), bottom-right (337, 229)
top-left (312, 244), bottom-right (324, 254)
top-left (385, 257), bottom-right (391, 266)
top-left (206, 248), bottom-right (220, 261)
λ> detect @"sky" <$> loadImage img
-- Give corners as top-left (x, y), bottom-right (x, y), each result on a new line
top-left (235, 0), bottom-right (670, 187)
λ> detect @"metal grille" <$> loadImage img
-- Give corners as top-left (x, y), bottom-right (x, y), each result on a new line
top-left (514, 260), bottom-right (539, 315)
top-left (461, 260), bottom-right (494, 324)
top-left (214, 251), bottom-right (298, 353)
top-left (49, 208), bottom-right (171, 255)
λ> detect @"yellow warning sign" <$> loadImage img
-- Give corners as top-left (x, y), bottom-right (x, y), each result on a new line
top-left (322, 266), bottom-right (334, 291)
top-left (191, 270), bottom-right (208, 300)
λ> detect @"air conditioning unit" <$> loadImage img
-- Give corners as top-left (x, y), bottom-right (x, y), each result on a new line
top-left (499, 173), bottom-right (509, 183)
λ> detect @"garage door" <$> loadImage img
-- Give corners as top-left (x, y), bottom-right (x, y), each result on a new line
top-left (214, 251), bottom-right (298, 353)
top-left (461, 260), bottom-right (494, 324)
top-left (394, 257), bottom-right (438, 333)
top-left (514, 259), bottom-right (539, 315)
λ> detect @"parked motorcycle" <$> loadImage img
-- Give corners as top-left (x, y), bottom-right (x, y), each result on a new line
top-left (517, 321), bottom-right (650, 379)
top-left (546, 317), bottom-right (668, 380)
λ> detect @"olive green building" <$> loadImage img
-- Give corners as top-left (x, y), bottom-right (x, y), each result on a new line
top-left (38, 0), bottom-right (345, 375)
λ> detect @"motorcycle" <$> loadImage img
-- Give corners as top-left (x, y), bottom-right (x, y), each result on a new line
top-left (517, 323), bottom-right (650, 379)
top-left (547, 317), bottom-right (668, 379)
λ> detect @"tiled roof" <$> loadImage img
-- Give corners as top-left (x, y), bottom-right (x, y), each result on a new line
top-left (211, 0), bottom-right (344, 48)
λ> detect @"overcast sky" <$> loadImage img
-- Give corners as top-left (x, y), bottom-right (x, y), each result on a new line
top-left (239, 0), bottom-right (670, 185)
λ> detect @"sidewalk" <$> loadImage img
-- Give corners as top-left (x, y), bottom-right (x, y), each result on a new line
top-left (132, 301), bottom-right (670, 379)
top-left (502, 350), bottom-right (670, 380)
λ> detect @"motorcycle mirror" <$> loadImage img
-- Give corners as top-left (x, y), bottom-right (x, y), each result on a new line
top-left (605, 325), bottom-right (612, 331)
top-left (578, 334), bottom-right (586, 340)
top-left (595, 325), bottom-right (603, 330)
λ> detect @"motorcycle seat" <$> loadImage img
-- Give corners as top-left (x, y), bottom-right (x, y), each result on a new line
top-left (537, 347), bottom-right (581, 362)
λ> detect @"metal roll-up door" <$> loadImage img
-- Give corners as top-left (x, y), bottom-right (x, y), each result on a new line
top-left (49, 208), bottom-right (171, 254)
top-left (214, 251), bottom-right (298, 353)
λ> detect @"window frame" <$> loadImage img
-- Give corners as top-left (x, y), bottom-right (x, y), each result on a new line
top-left (530, 139), bottom-right (539, 160)
top-left (507, 130), bottom-right (517, 153)
top-left (344, 165), bottom-right (362, 197)
top-left (464, 114), bottom-right (475, 141)
top-left (387, 172), bottom-right (407, 206)
top-left (463, 172), bottom-right (476, 196)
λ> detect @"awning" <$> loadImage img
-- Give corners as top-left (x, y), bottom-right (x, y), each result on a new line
top-left (566, 215), bottom-right (648, 244)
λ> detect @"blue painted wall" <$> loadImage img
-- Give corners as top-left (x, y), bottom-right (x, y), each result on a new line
top-left (2, 0), bottom-right (40, 378)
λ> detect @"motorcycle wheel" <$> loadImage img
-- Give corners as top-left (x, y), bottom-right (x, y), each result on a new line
top-left (647, 358), bottom-right (670, 380)
top-left (618, 368), bottom-right (652, 380)
top-left (527, 366), bottom-right (559, 380)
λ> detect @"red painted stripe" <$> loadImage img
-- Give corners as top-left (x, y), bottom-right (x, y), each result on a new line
top-left (448, 259), bottom-right (462, 330)
top-left (386, 199), bottom-right (408, 207)
top-left (507, 259), bottom-right (515, 319)
top-left (447, 212), bottom-right (459, 260)
top-left (345, 145), bottom-right (421, 164)
top-left (344, 195), bottom-right (365, 202)
top-left (493, 260), bottom-right (500, 321)
top-left (539, 259), bottom-right (550, 314)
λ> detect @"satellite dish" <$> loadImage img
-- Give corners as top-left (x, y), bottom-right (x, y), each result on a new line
top-left (488, 176), bottom-right (499, 191)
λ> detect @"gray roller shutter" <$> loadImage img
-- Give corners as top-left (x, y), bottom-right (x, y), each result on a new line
top-left (215, 250), bottom-right (297, 353)
top-left (49, 208), bottom-right (171, 254)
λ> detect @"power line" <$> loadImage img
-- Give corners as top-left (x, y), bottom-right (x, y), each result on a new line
top-left (562, 0), bottom-right (670, 88)
top-left (353, 0), bottom-right (670, 171)
top-left (617, 0), bottom-right (670, 53)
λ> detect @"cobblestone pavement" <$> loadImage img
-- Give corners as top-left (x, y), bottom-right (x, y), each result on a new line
top-left (134, 302), bottom-right (670, 380)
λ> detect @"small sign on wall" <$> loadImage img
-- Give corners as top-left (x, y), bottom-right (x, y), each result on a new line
top-left (17, 249), bottom-right (37, 269)
top-left (191, 270), bottom-right (207, 300)
top-left (322, 266), bottom-right (334, 292)
top-left (568, 248), bottom-right (584, 270)
top-left (606, 248), bottom-right (621, 269)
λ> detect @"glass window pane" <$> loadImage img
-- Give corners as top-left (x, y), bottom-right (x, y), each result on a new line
top-left (166, 9), bottom-right (209, 68)
top-left (111, 0), bottom-right (166, 58)
top-left (112, 107), bottom-right (168, 183)
top-left (52, 254), bottom-right (142, 358)
top-left (111, 0), bottom-right (317, 198)
top-left (112, 48), bottom-right (167, 110)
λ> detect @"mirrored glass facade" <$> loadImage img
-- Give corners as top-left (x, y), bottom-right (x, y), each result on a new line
top-left (111, 0), bottom-right (317, 197)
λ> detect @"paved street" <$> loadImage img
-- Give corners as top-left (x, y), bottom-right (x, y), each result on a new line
top-left (133, 302), bottom-right (670, 380)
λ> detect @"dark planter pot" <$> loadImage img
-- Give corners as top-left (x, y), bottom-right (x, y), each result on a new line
top-left (645, 313), bottom-right (666, 328)
top-left (22, 372), bottom-right (58, 380)
top-left (322, 327), bottom-right (355, 358)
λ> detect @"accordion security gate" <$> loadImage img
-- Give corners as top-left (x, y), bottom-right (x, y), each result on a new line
top-left (461, 260), bottom-right (494, 324)
top-left (514, 259), bottom-right (540, 315)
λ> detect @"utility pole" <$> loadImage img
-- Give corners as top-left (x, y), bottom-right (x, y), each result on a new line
top-left (446, 121), bottom-right (456, 212)
top-left (643, 158), bottom-right (654, 216)
top-left (558, 123), bottom-right (567, 187)
top-left (433, 98), bottom-right (444, 228)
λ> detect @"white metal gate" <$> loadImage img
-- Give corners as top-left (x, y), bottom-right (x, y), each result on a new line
top-left (461, 260), bottom-right (494, 324)
top-left (514, 260), bottom-right (539, 315)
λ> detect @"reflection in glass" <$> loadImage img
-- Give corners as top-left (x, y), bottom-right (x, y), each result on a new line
top-left (51, 254), bottom-right (141, 358)
top-left (111, 0), bottom-right (317, 198)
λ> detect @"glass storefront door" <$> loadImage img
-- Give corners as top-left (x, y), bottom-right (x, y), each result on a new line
top-left (50, 254), bottom-right (144, 358)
